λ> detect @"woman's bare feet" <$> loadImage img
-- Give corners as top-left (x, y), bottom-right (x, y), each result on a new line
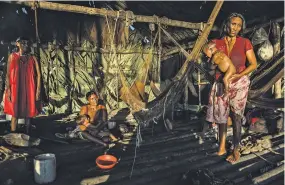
top-left (226, 149), bottom-right (240, 164)
top-left (217, 148), bottom-right (227, 156)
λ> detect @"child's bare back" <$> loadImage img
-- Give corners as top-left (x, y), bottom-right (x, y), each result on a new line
top-left (203, 42), bottom-right (236, 93)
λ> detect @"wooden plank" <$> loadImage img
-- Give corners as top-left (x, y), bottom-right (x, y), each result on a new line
top-left (5, 1), bottom-right (204, 30)
top-left (2, 42), bottom-right (159, 55)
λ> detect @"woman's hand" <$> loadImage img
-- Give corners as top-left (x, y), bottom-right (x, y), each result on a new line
top-left (36, 90), bottom-right (40, 101)
top-left (222, 91), bottom-right (229, 101)
top-left (229, 74), bottom-right (243, 83)
top-left (6, 87), bottom-right (11, 102)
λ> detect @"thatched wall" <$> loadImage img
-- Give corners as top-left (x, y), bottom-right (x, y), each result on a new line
top-left (34, 16), bottom-right (160, 114)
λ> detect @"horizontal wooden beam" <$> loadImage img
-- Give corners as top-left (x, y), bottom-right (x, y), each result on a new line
top-left (5, 42), bottom-right (158, 55)
top-left (5, 1), bottom-right (204, 30)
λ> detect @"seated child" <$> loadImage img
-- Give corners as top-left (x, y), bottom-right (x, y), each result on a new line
top-left (75, 114), bottom-right (119, 147)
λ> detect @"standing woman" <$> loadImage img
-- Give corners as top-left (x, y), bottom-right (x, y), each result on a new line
top-left (205, 13), bottom-right (257, 163)
top-left (4, 37), bottom-right (42, 134)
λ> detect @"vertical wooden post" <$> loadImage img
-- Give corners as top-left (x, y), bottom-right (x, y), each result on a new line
top-left (157, 23), bottom-right (161, 87)
top-left (274, 80), bottom-right (282, 98)
top-left (184, 75), bottom-right (189, 109)
top-left (198, 69), bottom-right (201, 108)
top-left (272, 22), bottom-right (282, 100)
top-left (33, 3), bottom-right (48, 106)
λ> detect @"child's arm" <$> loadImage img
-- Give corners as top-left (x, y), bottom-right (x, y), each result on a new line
top-left (223, 59), bottom-right (236, 93)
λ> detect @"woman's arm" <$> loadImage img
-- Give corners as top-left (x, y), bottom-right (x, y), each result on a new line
top-left (223, 64), bottom-right (236, 93)
top-left (5, 55), bottom-right (13, 101)
top-left (5, 55), bottom-right (12, 91)
top-left (33, 56), bottom-right (41, 100)
top-left (240, 49), bottom-right (257, 76)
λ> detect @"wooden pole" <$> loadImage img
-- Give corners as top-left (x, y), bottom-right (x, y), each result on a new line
top-left (274, 79), bottom-right (282, 99)
top-left (2, 41), bottom-right (159, 55)
top-left (198, 67), bottom-right (201, 108)
top-left (173, 0), bottom-right (224, 80)
top-left (5, 1), bottom-right (204, 30)
top-left (184, 78), bottom-right (189, 109)
top-left (157, 23), bottom-right (161, 86)
top-left (272, 22), bottom-right (282, 100)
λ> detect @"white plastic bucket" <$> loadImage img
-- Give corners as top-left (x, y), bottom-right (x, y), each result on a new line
top-left (34, 153), bottom-right (56, 184)
top-left (6, 114), bottom-right (25, 124)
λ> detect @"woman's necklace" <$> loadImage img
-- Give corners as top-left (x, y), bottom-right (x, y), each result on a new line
top-left (225, 37), bottom-right (236, 56)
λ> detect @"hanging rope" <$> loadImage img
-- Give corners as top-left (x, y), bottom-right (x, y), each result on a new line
top-left (32, 1), bottom-right (40, 43)
top-left (105, 11), bottom-right (121, 107)
top-left (159, 25), bottom-right (190, 58)
top-left (129, 124), bottom-right (142, 179)
top-left (129, 18), bottom-right (160, 179)
top-left (159, 24), bottom-right (215, 84)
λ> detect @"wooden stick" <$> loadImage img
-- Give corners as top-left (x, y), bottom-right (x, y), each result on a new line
top-left (2, 41), bottom-right (159, 55)
top-left (5, 1), bottom-right (204, 30)
top-left (39, 137), bottom-right (70, 144)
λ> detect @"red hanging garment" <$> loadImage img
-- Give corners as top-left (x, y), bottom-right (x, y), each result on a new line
top-left (4, 52), bottom-right (41, 118)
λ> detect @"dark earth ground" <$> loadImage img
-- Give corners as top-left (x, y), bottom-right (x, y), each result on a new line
top-left (0, 111), bottom-right (284, 185)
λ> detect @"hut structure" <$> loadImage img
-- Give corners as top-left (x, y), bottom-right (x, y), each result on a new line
top-left (0, 1), bottom-right (284, 185)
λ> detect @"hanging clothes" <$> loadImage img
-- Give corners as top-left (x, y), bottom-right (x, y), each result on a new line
top-left (4, 52), bottom-right (41, 118)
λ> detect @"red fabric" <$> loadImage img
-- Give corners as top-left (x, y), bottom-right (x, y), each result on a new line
top-left (4, 52), bottom-right (41, 118)
top-left (251, 117), bottom-right (259, 124)
top-left (212, 36), bottom-right (253, 79)
top-left (206, 75), bottom-right (250, 124)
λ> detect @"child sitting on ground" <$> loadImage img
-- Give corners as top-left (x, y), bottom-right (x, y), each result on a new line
top-left (75, 114), bottom-right (119, 147)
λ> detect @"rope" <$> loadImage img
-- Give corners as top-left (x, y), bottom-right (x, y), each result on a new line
top-left (105, 11), bottom-right (120, 107)
top-left (33, 1), bottom-right (40, 43)
top-left (266, 148), bottom-right (284, 156)
top-left (129, 125), bottom-right (142, 179)
top-left (160, 24), bottom-right (215, 84)
top-left (159, 25), bottom-right (190, 58)
top-left (116, 67), bottom-right (119, 108)
top-left (163, 86), bottom-right (171, 130)
top-left (252, 151), bottom-right (276, 165)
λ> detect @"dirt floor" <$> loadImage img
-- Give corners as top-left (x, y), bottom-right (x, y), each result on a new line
top-left (0, 112), bottom-right (284, 185)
